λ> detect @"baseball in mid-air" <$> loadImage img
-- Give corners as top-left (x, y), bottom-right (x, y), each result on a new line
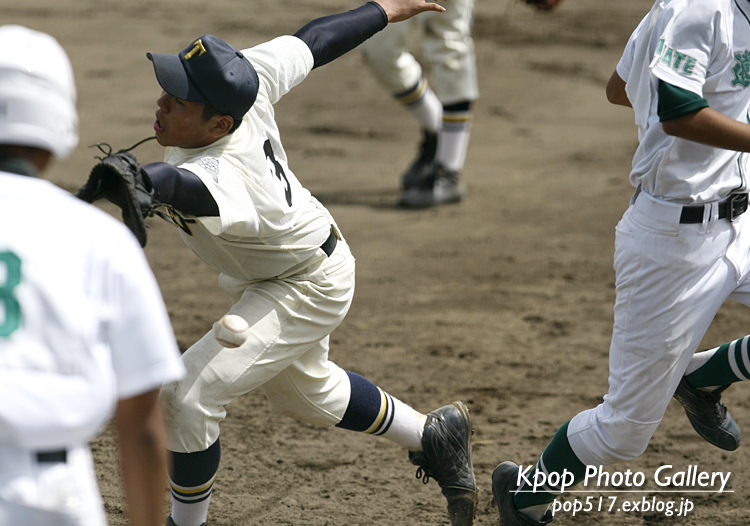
top-left (213, 314), bottom-right (250, 348)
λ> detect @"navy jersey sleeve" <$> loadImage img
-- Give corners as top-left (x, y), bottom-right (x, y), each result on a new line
top-left (294, 2), bottom-right (388, 69)
top-left (144, 162), bottom-right (219, 217)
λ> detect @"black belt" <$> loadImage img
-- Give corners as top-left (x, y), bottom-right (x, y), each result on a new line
top-left (36, 450), bottom-right (67, 463)
top-left (680, 193), bottom-right (749, 223)
top-left (320, 226), bottom-right (338, 257)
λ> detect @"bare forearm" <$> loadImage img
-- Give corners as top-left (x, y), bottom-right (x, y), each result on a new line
top-left (606, 70), bottom-right (631, 107)
top-left (662, 107), bottom-right (750, 152)
top-left (116, 391), bottom-right (169, 526)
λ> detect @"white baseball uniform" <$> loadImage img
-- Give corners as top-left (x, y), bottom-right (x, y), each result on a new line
top-left (158, 35), bottom-right (358, 453)
top-left (358, 0), bottom-right (478, 105)
top-left (0, 170), bottom-right (185, 526)
top-left (567, 0), bottom-right (750, 466)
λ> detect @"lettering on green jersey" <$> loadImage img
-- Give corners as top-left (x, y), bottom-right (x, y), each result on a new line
top-left (732, 51), bottom-right (750, 88)
top-left (657, 39), bottom-right (697, 75)
top-left (0, 251), bottom-right (22, 337)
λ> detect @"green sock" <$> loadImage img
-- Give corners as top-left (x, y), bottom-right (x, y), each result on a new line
top-left (687, 338), bottom-right (748, 389)
top-left (514, 421), bottom-right (588, 510)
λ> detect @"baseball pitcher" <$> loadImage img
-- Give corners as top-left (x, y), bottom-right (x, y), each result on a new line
top-left (76, 1), bottom-right (478, 525)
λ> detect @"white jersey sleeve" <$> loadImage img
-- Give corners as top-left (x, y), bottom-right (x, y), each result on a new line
top-left (241, 35), bottom-right (314, 105)
top-left (649, 2), bottom-right (725, 96)
top-left (616, 11), bottom-right (650, 83)
top-left (97, 231), bottom-right (185, 400)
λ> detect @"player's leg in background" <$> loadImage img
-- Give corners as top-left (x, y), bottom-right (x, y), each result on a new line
top-left (359, 19), bottom-right (444, 190)
top-left (393, 76), bottom-right (443, 190)
top-left (398, 0), bottom-right (478, 208)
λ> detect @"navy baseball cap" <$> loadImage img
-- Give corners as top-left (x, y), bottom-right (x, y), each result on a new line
top-left (147, 35), bottom-right (259, 121)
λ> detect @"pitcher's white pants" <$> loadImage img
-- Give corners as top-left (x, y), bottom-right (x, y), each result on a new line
top-left (568, 190), bottom-right (750, 466)
top-left (161, 239), bottom-right (356, 453)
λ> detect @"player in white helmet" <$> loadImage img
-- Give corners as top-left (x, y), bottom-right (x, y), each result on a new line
top-left (491, 1), bottom-right (750, 524)
top-left (359, 0), bottom-right (478, 207)
top-left (76, 1), bottom-right (478, 526)
top-left (0, 25), bottom-right (184, 526)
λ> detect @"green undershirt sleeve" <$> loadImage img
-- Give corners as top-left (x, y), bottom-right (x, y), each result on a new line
top-left (658, 80), bottom-right (709, 122)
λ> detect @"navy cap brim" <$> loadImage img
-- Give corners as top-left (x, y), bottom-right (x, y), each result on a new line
top-left (147, 51), bottom-right (209, 105)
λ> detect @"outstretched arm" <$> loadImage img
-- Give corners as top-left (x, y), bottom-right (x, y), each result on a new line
top-left (294, 0), bottom-right (445, 69)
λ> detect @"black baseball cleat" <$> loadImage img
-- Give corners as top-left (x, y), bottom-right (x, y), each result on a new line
top-left (402, 129), bottom-right (438, 190)
top-left (409, 401), bottom-right (477, 526)
top-left (399, 163), bottom-right (464, 208)
top-left (491, 461), bottom-right (554, 526)
top-left (673, 377), bottom-right (741, 451)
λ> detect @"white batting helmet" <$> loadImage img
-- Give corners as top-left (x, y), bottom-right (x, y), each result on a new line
top-left (0, 25), bottom-right (78, 158)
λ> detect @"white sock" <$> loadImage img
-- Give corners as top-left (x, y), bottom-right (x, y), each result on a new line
top-left (170, 475), bottom-right (215, 526)
top-left (396, 77), bottom-right (442, 133)
top-left (437, 110), bottom-right (472, 172)
top-left (379, 396), bottom-right (427, 452)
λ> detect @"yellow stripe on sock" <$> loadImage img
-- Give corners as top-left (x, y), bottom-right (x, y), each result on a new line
top-left (365, 388), bottom-right (388, 434)
top-left (169, 476), bottom-right (215, 495)
top-left (443, 113), bottom-right (474, 124)
top-left (397, 78), bottom-right (427, 106)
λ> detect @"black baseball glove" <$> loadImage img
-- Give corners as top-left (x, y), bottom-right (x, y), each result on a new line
top-left (524, 0), bottom-right (563, 10)
top-left (76, 148), bottom-right (159, 247)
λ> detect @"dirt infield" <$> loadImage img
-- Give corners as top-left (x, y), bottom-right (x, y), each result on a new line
top-left (6, 0), bottom-right (750, 524)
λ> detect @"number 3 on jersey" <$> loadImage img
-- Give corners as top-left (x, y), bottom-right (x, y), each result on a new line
top-left (0, 251), bottom-right (21, 337)
top-left (263, 139), bottom-right (293, 207)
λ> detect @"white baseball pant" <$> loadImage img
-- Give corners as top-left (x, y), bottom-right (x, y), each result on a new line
top-left (161, 237), bottom-right (356, 453)
top-left (359, 0), bottom-right (478, 104)
top-left (568, 190), bottom-right (750, 466)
